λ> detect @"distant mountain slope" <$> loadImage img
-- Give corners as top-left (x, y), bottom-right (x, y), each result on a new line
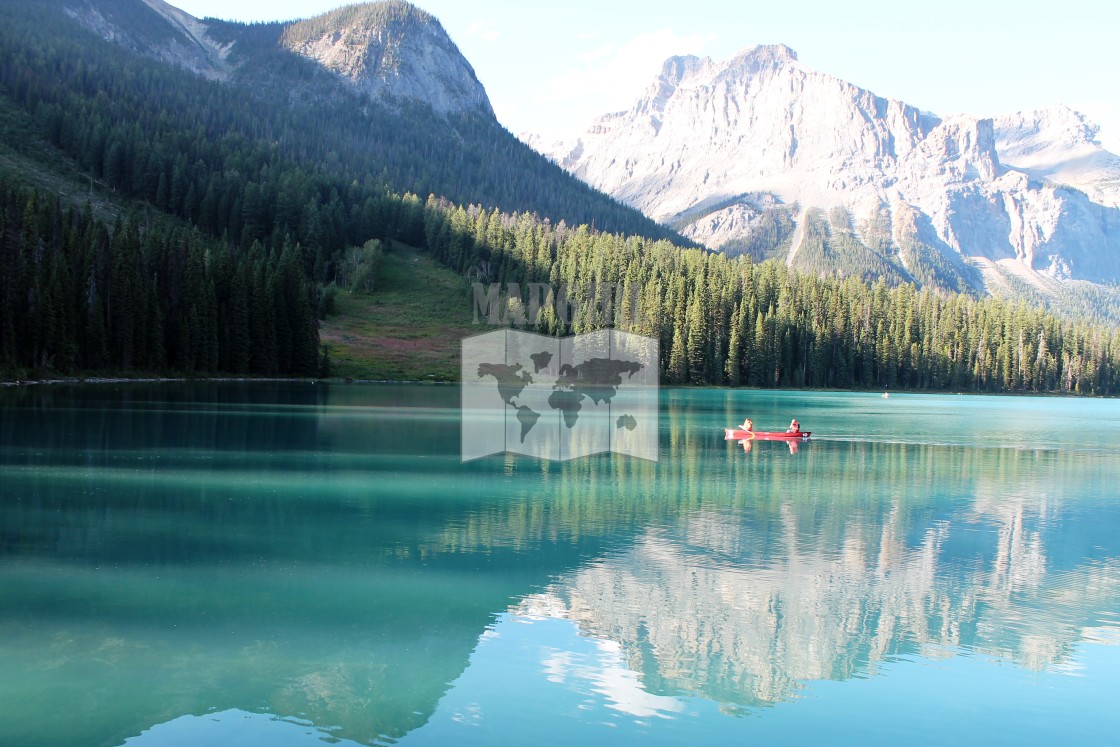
top-left (532, 45), bottom-right (1120, 297)
top-left (993, 106), bottom-right (1120, 208)
top-left (63, 0), bottom-right (234, 79)
top-left (41, 0), bottom-right (682, 243)
top-left (278, 1), bottom-right (492, 116)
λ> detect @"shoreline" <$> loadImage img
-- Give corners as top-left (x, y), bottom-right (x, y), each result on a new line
top-left (0, 377), bottom-right (1112, 398)
top-left (0, 376), bottom-right (456, 388)
top-left (2, 376), bottom-right (311, 388)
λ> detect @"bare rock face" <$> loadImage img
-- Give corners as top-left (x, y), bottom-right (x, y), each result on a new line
top-left (279, 1), bottom-right (493, 116)
top-left (65, 0), bottom-right (233, 80)
top-left (534, 45), bottom-right (1120, 291)
top-left (66, 0), bottom-right (493, 118)
top-left (994, 106), bottom-right (1120, 208)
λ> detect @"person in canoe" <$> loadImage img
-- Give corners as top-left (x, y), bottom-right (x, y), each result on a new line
top-left (787, 418), bottom-right (801, 434)
top-left (739, 417), bottom-right (754, 431)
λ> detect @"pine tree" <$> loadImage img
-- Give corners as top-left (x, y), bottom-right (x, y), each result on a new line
top-left (726, 301), bottom-right (742, 386)
top-left (686, 292), bottom-right (708, 386)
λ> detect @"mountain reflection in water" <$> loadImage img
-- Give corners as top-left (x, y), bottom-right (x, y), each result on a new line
top-left (1, 384), bottom-right (1118, 746)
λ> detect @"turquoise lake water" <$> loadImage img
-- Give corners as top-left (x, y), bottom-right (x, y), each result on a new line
top-left (2, 383), bottom-right (1119, 746)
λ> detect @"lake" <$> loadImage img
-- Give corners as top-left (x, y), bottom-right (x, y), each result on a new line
top-left (2, 383), bottom-right (1119, 746)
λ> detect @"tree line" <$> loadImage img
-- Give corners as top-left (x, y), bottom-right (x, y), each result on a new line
top-left (421, 199), bottom-right (1120, 395)
top-left (6, 155), bottom-right (1116, 392)
top-left (0, 179), bottom-right (320, 377)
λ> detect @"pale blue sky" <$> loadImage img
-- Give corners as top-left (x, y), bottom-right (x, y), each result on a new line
top-left (172, 0), bottom-right (1119, 151)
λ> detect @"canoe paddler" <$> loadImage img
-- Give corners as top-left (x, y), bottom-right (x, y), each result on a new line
top-left (739, 417), bottom-right (754, 431)
top-left (787, 418), bottom-right (801, 434)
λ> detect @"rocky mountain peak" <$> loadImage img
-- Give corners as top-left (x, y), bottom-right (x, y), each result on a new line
top-left (726, 43), bottom-right (798, 72)
top-left (656, 54), bottom-right (710, 86)
top-left (65, 0), bottom-right (493, 118)
top-left (65, 0), bottom-right (232, 79)
top-left (655, 44), bottom-right (798, 92)
top-left (531, 46), bottom-right (1120, 292)
top-left (1001, 104), bottom-right (1101, 149)
top-left (994, 105), bottom-right (1120, 207)
top-left (280, 1), bottom-right (493, 116)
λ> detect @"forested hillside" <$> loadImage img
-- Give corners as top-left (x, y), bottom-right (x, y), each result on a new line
top-left (419, 198), bottom-right (1120, 395)
top-left (0, 0), bottom-right (674, 379)
top-left (0, 0), bottom-right (676, 244)
top-left (0, 178), bottom-right (321, 377)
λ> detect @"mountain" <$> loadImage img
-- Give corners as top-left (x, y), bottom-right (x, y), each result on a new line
top-left (0, 0), bottom-right (681, 380)
top-left (62, 0), bottom-right (490, 114)
top-left (62, 0), bottom-right (234, 80)
top-left (994, 106), bottom-right (1120, 207)
top-left (30, 0), bottom-right (678, 243)
top-left (278, 2), bottom-right (492, 116)
top-left (533, 45), bottom-right (1120, 297)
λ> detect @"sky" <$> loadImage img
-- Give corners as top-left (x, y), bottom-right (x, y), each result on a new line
top-left (171, 0), bottom-right (1120, 152)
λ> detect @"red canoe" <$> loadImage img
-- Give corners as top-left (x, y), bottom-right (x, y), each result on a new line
top-left (725, 428), bottom-right (811, 441)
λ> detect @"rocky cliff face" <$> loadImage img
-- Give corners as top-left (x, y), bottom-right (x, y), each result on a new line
top-left (279, 1), bottom-right (492, 116)
top-left (66, 0), bottom-right (493, 117)
top-left (994, 106), bottom-right (1120, 208)
top-left (536, 45), bottom-right (1120, 291)
top-left (64, 0), bottom-right (233, 79)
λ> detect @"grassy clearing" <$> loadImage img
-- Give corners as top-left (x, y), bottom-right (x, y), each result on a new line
top-left (319, 242), bottom-right (481, 380)
top-left (1, 94), bottom-right (481, 382)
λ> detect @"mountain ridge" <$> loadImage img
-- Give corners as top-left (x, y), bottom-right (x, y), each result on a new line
top-left (278, 1), bottom-right (493, 116)
top-left (994, 105), bottom-right (1120, 207)
top-left (40, 0), bottom-right (682, 243)
top-left (64, 0), bottom-right (493, 116)
top-left (530, 44), bottom-right (1120, 297)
